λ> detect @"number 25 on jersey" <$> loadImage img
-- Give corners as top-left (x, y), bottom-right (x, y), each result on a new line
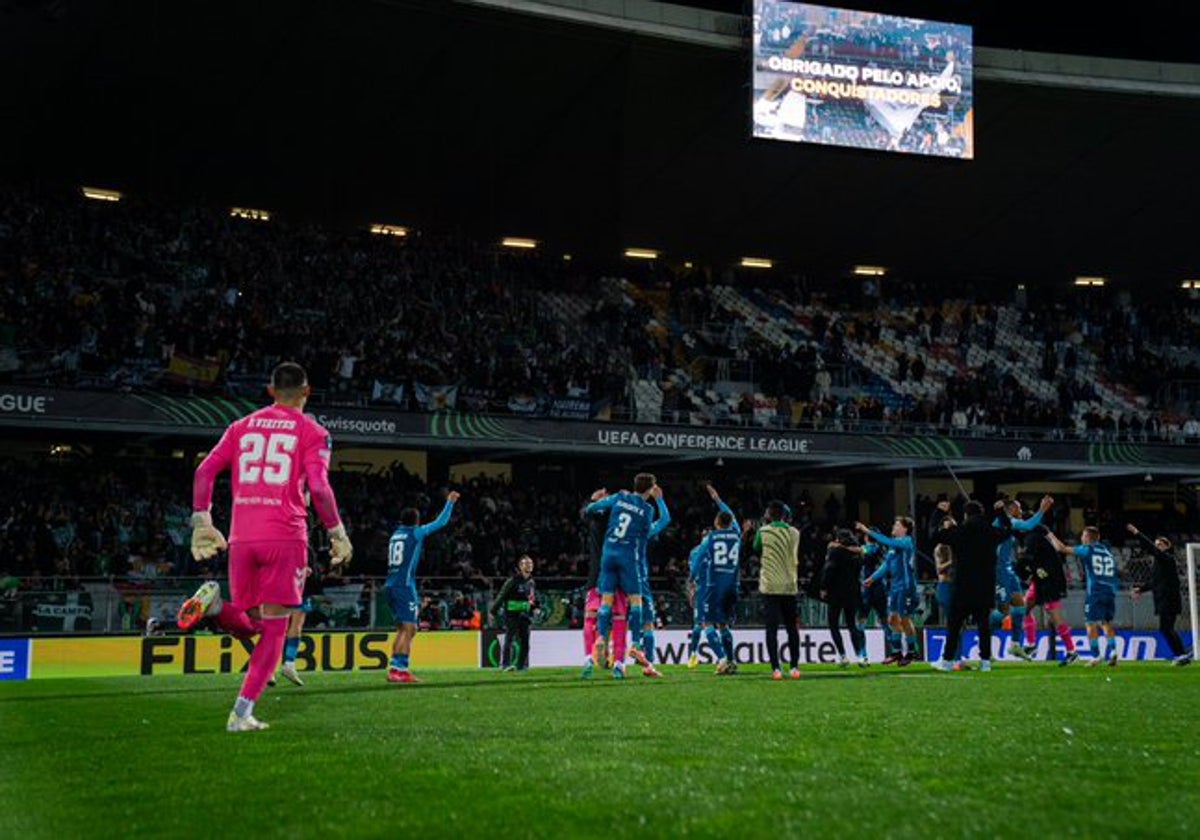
top-left (238, 432), bottom-right (297, 485)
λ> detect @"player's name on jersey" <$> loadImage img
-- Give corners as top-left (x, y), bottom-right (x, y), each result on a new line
top-left (596, 429), bottom-right (812, 454)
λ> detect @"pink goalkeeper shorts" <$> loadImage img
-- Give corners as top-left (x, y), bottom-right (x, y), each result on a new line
top-left (229, 540), bottom-right (307, 610)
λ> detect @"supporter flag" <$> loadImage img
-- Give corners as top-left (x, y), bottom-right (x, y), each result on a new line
top-left (165, 352), bottom-right (222, 387)
top-left (414, 382), bottom-right (459, 411)
top-left (371, 380), bottom-right (406, 405)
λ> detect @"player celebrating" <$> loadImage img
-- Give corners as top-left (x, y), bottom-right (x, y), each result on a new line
top-left (177, 362), bottom-right (352, 731)
top-left (386, 490), bottom-right (460, 683)
top-left (992, 495), bottom-right (1053, 661)
top-left (1020, 524), bottom-right (1078, 666)
top-left (585, 473), bottom-right (669, 679)
top-left (695, 485), bottom-right (742, 676)
top-left (857, 517), bottom-right (920, 664)
top-left (1047, 526), bottom-right (1119, 666)
top-left (685, 538), bottom-right (707, 669)
top-left (580, 499), bottom-right (629, 678)
top-left (857, 535), bottom-right (893, 664)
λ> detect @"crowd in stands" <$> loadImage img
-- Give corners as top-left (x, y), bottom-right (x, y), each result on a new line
top-left (4, 186), bottom-right (1200, 440)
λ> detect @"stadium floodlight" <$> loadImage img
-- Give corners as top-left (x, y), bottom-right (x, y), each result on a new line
top-left (741, 257), bottom-right (773, 269)
top-left (562, 253), bottom-right (572, 262)
top-left (624, 248), bottom-right (659, 260)
top-left (853, 265), bottom-right (886, 276)
top-left (369, 223), bottom-right (408, 237)
top-left (501, 237), bottom-right (538, 249)
top-left (1073, 276), bottom-right (1106, 287)
top-left (1181, 280), bottom-right (1200, 290)
top-left (81, 186), bottom-right (122, 202)
top-left (230, 207), bottom-right (271, 221)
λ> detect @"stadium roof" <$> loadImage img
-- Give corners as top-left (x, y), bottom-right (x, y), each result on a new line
top-left (3, 0), bottom-right (1199, 285)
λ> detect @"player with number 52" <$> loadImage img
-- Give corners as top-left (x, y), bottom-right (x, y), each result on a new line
top-left (1046, 526), bottom-right (1120, 667)
top-left (178, 362), bottom-right (351, 731)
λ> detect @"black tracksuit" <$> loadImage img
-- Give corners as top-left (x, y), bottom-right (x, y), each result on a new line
top-left (1132, 533), bottom-right (1187, 658)
top-left (821, 543), bottom-right (866, 657)
top-left (934, 511), bottom-right (1011, 661)
top-left (492, 574), bottom-right (536, 669)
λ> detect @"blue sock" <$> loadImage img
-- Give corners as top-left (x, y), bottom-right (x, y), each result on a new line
top-left (886, 630), bottom-right (900, 654)
top-left (628, 605), bottom-right (644, 648)
top-left (642, 630), bottom-right (656, 664)
top-left (283, 636), bottom-right (300, 665)
top-left (391, 653), bottom-right (409, 671)
top-left (1089, 638), bottom-right (1100, 657)
top-left (688, 624), bottom-right (701, 656)
top-left (906, 634), bottom-right (921, 656)
top-left (1011, 607), bottom-right (1026, 645)
top-left (597, 604), bottom-right (613, 642)
top-left (705, 627), bottom-right (726, 661)
top-left (720, 628), bottom-right (735, 663)
top-left (856, 624), bottom-right (867, 658)
top-left (1105, 636), bottom-right (1117, 656)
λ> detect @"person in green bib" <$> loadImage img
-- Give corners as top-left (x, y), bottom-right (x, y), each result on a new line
top-left (492, 555), bottom-right (538, 671)
top-left (755, 501), bottom-right (801, 679)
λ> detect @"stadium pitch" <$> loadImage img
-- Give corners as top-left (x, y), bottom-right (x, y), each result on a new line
top-left (2, 664), bottom-right (1195, 837)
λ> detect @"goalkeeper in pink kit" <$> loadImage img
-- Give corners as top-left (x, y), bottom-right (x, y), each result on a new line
top-left (177, 362), bottom-right (352, 731)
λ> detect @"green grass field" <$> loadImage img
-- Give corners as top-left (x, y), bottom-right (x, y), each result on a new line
top-left (2, 663), bottom-right (1196, 838)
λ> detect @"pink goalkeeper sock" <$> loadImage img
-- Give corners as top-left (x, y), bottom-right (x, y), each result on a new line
top-left (612, 616), bottom-right (628, 663)
top-left (1023, 611), bottom-right (1038, 646)
top-left (583, 616), bottom-right (597, 656)
top-left (215, 602), bottom-right (263, 640)
top-left (238, 615), bottom-right (288, 703)
top-left (1057, 624), bottom-right (1076, 653)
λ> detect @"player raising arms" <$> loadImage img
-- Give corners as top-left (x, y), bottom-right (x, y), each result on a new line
top-left (992, 495), bottom-right (1053, 661)
top-left (385, 490), bottom-right (460, 683)
top-left (585, 473), bottom-right (669, 679)
top-left (695, 484), bottom-right (742, 676)
top-left (1047, 526), bottom-right (1119, 666)
top-left (1021, 524), bottom-right (1079, 666)
top-left (857, 517), bottom-right (921, 664)
top-left (581, 499), bottom-right (628, 678)
top-left (178, 362), bottom-right (352, 731)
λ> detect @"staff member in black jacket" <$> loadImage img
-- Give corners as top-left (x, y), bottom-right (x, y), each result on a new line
top-left (820, 529), bottom-right (868, 667)
top-left (1127, 524), bottom-right (1192, 665)
top-left (931, 501), bottom-right (1011, 672)
top-left (492, 555), bottom-right (538, 672)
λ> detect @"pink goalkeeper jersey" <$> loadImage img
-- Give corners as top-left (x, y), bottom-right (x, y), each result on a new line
top-left (193, 404), bottom-right (339, 544)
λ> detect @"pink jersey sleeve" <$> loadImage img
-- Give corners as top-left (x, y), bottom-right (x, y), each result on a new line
top-left (302, 419), bottom-right (342, 530)
top-left (193, 423), bottom-right (238, 512)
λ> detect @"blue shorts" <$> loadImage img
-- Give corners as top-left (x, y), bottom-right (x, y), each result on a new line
top-left (995, 567), bottom-right (1022, 605)
top-left (704, 584), bottom-right (738, 625)
top-left (298, 596), bottom-right (315, 615)
top-left (888, 588), bottom-right (918, 617)
top-left (1085, 593), bottom-right (1116, 624)
top-left (598, 547), bottom-right (640, 599)
top-left (386, 584), bottom-right (420, 625)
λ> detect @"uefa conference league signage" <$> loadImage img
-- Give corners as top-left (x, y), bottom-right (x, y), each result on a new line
top-left (0, 386), bottom-right (1195, 471)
